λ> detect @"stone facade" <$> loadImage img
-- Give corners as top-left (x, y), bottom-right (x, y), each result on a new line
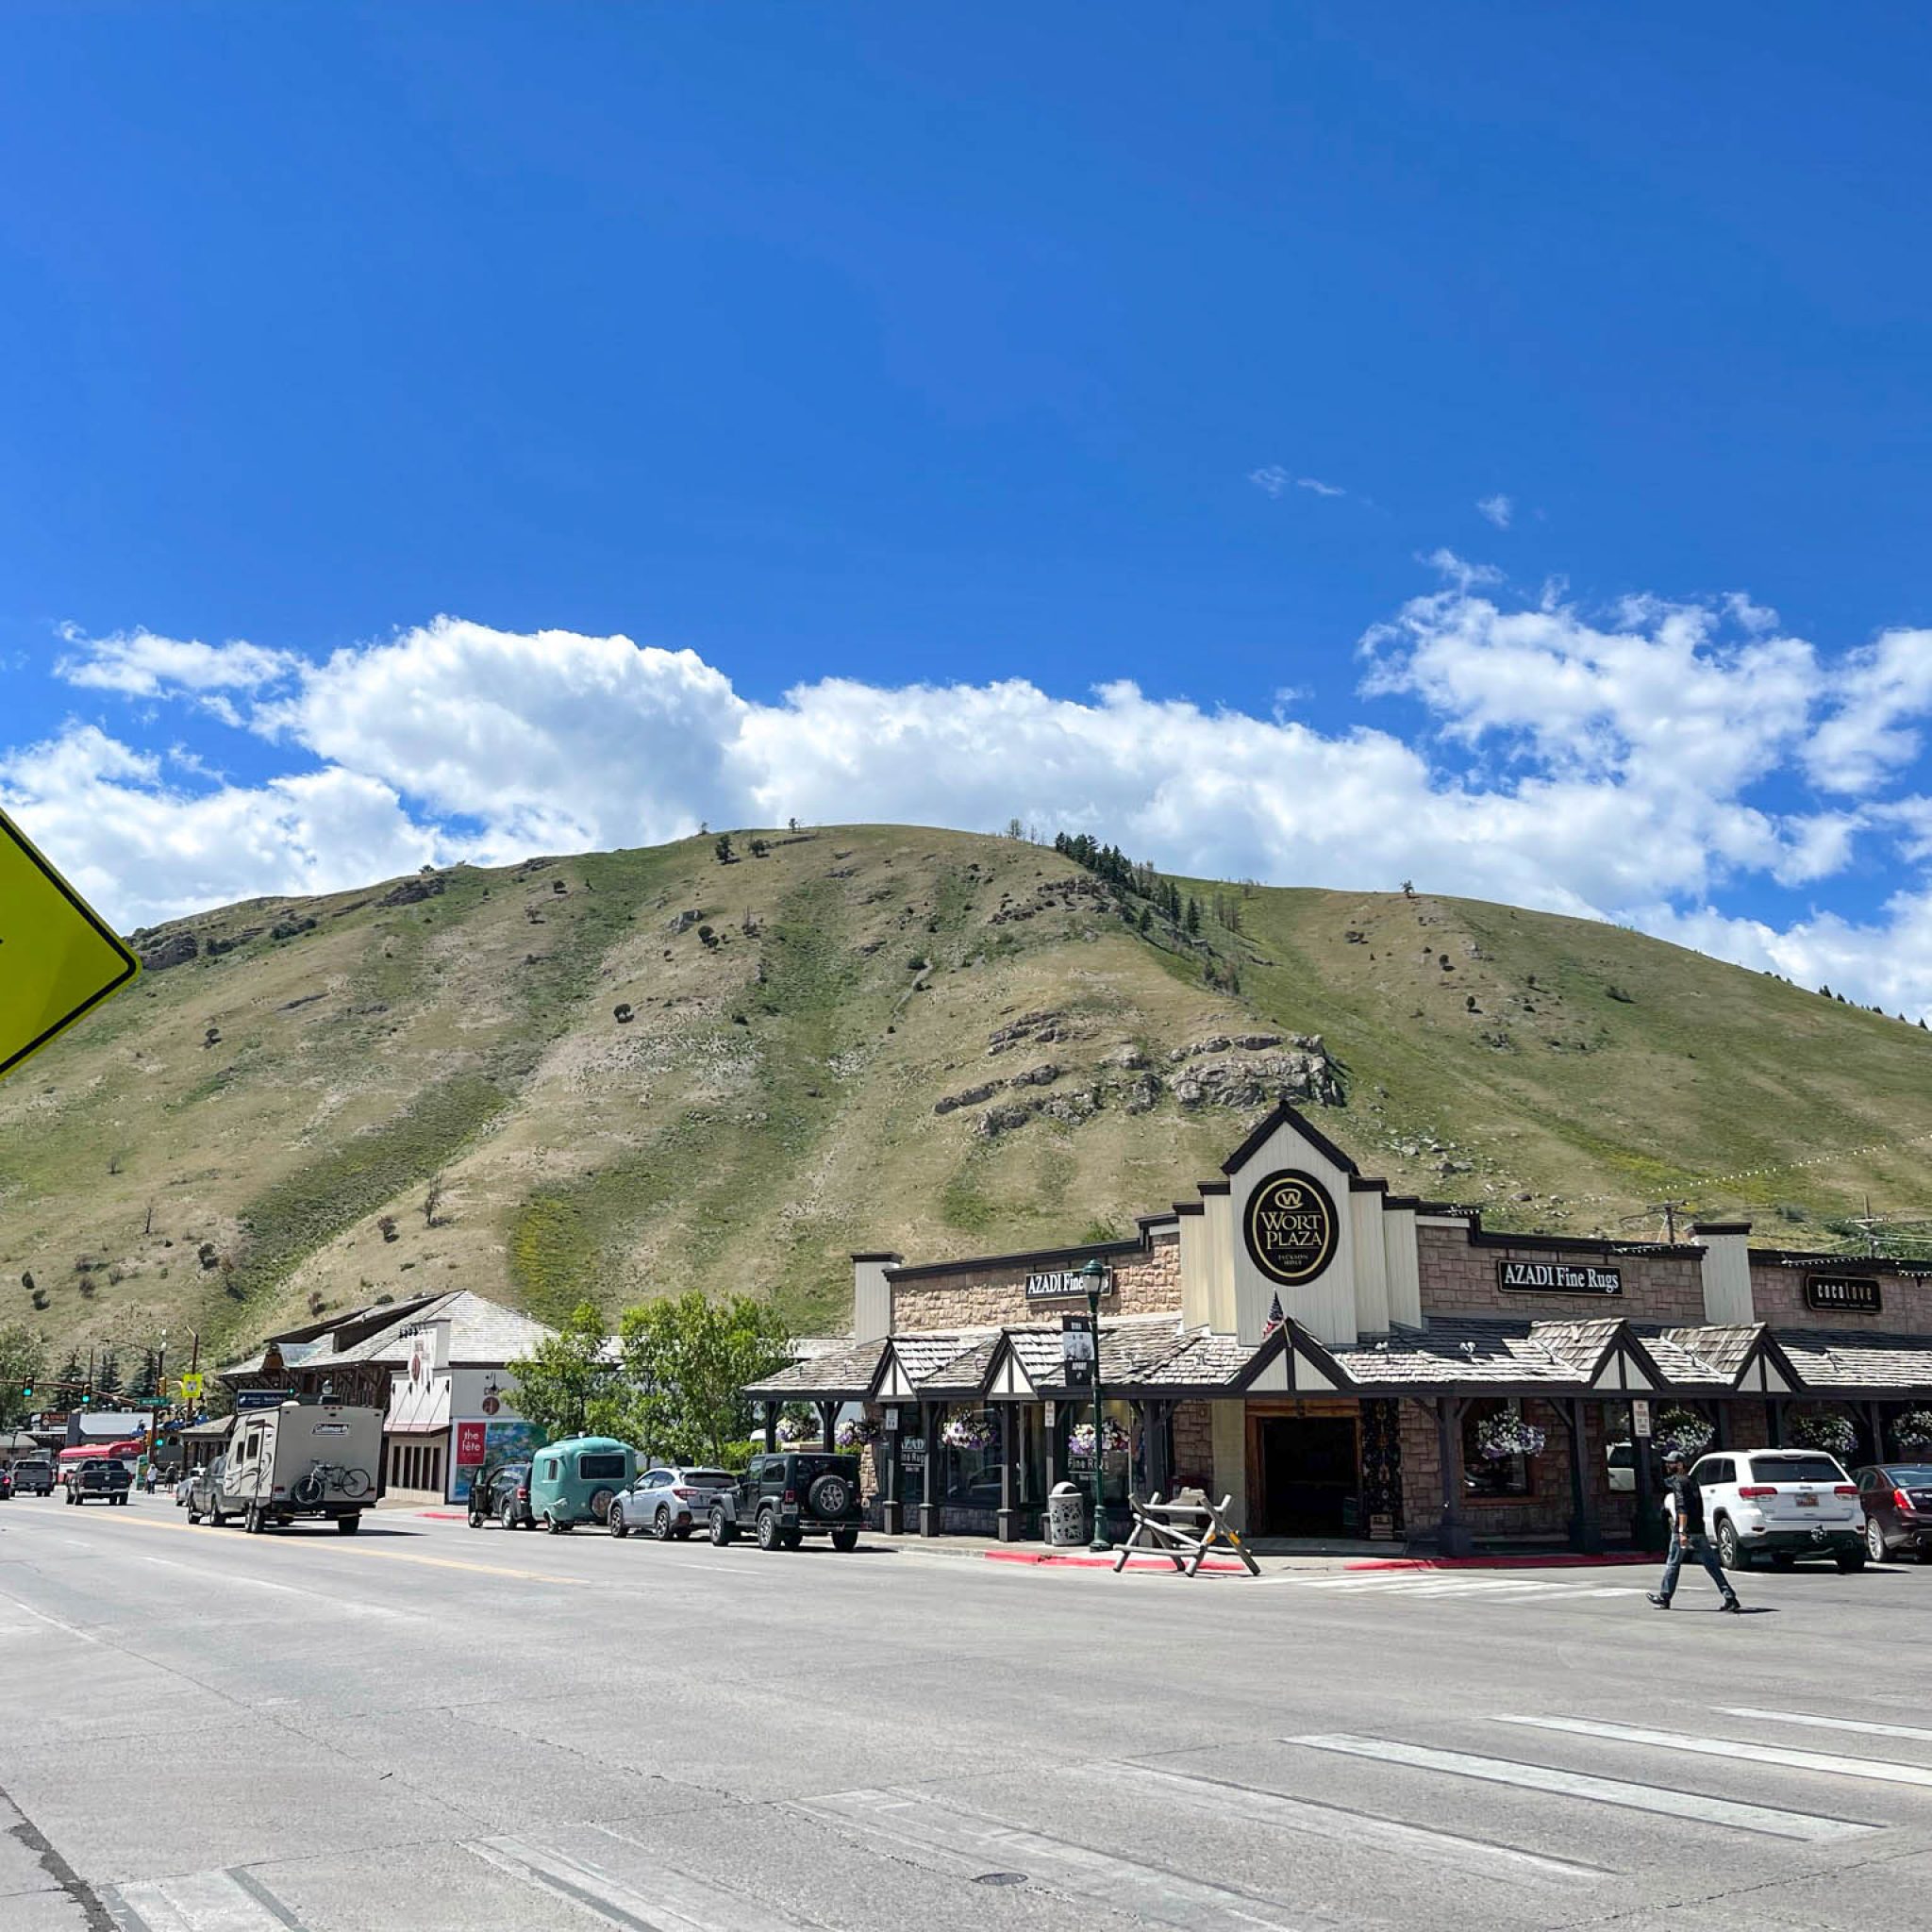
top-left (1748, 1258), bottom-right (1932, 1332)
top-left (1415, 1224), bottom-right (1707, 1324)
top-left (1171, 1401), bottom-right (1214, 1493)
top-left (889, 1233), bottom-right (1181, 1333)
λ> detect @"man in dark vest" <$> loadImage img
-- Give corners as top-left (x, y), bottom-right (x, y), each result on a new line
top-left (1648, 1451), bottom-right (1741, 1612)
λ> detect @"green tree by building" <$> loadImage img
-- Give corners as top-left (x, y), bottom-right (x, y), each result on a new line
top-left (504, 1302), bottom-right (614, 1442)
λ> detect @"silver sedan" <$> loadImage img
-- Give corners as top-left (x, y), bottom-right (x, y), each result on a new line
top-left (608, 1467), bottom-right (738, 1541)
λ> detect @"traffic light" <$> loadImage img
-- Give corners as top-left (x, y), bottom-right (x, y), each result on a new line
top-left (20, 1382), bottom-right (30, 1400)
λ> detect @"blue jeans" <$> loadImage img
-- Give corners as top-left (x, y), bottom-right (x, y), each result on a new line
top-left (1659, 1531), bottom-right (1734, 1602)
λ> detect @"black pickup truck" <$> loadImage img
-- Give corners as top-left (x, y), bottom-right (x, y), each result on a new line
top-left (67, 1458), bottom-right (133, 1506)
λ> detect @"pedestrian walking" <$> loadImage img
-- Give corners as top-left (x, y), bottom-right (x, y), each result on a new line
top-left (1648, 1451), bottom-right (1740, 1612)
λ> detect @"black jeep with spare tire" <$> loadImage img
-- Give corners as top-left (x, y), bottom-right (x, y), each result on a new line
top-left (708, 1452), bottom-right (864, 1552)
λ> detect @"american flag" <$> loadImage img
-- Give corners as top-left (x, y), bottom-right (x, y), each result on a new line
top-left (1261, 1293), bottom-right (1285, 1339)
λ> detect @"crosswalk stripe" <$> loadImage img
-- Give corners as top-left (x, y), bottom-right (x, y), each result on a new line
top-left (1102, 1760), bottom-right (1610, 1882)
top-left (791, 1787), bottom-right (1301, 1929)
top-left (465, 1835), bottom-right (804, 1932)
top-left (1494, 1716), bottom-right (1932, 1790)
top-left (1719, 1707), bottom-right (1932, 1745)
top-left (1287, 1734), bottom-right (1875, 1841)
top-left (106, 1867), bottom-right (308, 1931)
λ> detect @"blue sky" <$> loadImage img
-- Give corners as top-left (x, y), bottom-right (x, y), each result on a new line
top-left (6, 6), bottom-right (1932, 1012)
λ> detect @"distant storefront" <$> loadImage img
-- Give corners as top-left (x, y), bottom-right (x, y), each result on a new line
top-left (218, 1289), bottom-right (550, 1505)
top-left (747, 1101), bottom-right (1932, 1555)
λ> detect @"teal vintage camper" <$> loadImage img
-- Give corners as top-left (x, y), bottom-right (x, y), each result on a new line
top-left (527, 1436), bottom-right (637, 1532)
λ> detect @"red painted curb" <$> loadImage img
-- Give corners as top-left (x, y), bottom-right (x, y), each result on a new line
top-left (418, 1509), bottom-right (470, 1521)
top-left (1342, 1553), bottom-right (1654, 1571)
top-left (983, 1548), bottom-right (1251, 1575)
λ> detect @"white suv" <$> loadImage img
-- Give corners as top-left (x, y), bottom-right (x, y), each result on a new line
top-left (1688, 1449), bottom-right (1866, 1573)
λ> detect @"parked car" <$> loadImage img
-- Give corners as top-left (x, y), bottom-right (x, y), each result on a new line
top-left (1607, 1441), bottom-right (1635, 1493)
top-left (11, 1457), bottom-right (54, 1497)
top-left (175, 1474), bottom-right (197, 1507)
top-left (608, 1467), bottom-right (736, 1541)
top-left (526, 1437), bottom-right (637, 1533)
top-left (1855, 1462), bottom-right (1932, 1562)
top-left (67, 1457), bottom-right (133, 1506)
top-left (709, 1452), bottom-right (863, 1551)
top-left (467, 1461), bottom-right (535, 1530)
top-left (1687, 1448), bottom-right (1865, 1571)
top-left (185, 1457), bottom-right (226, 1524)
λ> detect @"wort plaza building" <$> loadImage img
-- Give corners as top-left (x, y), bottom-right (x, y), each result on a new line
top-left (750, 1102), bottom-right (1932, 1554)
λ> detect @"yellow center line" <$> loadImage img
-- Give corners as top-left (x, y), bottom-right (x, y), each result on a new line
top-left (32, 1507), bottom-right (594, 1587)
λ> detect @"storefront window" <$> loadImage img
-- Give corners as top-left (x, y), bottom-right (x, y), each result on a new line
top-left (1463, 1398), bottom-right (1535, 1499)
top-left (1066, 1399), bottom-right (1133, 1505)
top-left (941, 1411), bottom-right (1002, 1508)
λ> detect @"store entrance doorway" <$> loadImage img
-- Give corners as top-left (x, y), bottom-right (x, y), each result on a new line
top-left (1256, 1415), bottom-right (1358, 1536)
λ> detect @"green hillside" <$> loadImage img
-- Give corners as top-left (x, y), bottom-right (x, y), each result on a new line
top-left (6, 823), bottom-right (1931, 1367)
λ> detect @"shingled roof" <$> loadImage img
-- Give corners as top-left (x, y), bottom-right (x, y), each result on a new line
top-left (1774, 1329), bottom-right (1932, 1392)
top-left (741, 1337), bottom-right (887, 1401)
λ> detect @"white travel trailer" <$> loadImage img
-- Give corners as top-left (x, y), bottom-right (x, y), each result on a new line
top-left (213, 1400), bottom-right (382, 1534)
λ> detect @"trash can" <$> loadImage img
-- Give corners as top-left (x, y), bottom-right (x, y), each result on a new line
top-left (1046, 1481), bottom-right (1087, 1547)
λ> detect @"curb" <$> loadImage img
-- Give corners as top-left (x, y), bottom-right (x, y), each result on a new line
top-left (1342, 1553), bottom-right (1654, 1571)
top-left (984, 1548), bottom-right (1252, 1575)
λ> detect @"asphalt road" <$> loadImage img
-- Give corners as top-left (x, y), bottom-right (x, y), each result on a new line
top-left (3, 1492), bottom-right (1930, 1932)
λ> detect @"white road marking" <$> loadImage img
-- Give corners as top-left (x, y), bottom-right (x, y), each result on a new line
top-left (1494, 1715), bottom-right (1932, 1790)
top-left (140, 1554), bottom-right (420, 1620)
top-left (1275, 1574), bottom-right (1638, 1606)
top-left (107, 1866), bottom-right (305, 1931)
top-left (792, 1787), bottom-right (1301, 1928)
top-left (466, 1834), bottom-right (804, 1931)
top-left (1719, 1707), bottom-right (1932, 1745)
top-left (1100, 1759), bottom-right (1608, 1883)
top-left (1287, 1734), bottom-right (1875, 1842)
top-left (0, 1588), bottom-right (100, 1644)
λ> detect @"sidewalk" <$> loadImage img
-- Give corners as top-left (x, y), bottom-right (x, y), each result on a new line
top-left (858, 1529), bottom-right (1654, 1577)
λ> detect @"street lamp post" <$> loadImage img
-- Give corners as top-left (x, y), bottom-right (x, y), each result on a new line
top-left (1077, 1257), bottom-right (1111, 1552)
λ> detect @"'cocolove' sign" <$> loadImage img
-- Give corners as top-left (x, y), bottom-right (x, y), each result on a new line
top-left (1497, 1258), bottom-right (1624, 1296)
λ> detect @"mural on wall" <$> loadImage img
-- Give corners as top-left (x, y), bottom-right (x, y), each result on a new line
top-left (1360, 1398), bottom-right (1404, 1540)
top-left (450, 1419), bottom-right (546, 1502)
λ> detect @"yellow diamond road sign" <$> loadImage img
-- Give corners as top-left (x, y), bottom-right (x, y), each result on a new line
top-left (0, 808), bottom-right (141, 1080)
top-left (177, 1373), bottom-right (204, 1404)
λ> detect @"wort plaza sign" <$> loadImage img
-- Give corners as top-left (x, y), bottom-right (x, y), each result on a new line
top-left (1497, 1258), bottom-right (1624, 1297)
top-left (1243, 1170), bottom-right (1340, 1287)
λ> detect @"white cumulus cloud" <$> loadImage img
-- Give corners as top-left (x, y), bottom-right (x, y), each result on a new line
top-left (13, 579), bottom-right (1932, 1019)
top-left (1475, 493), bottom-right (1512, 529)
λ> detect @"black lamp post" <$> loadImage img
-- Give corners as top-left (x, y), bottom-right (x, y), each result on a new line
top-left (1077, 1256), bottom-right (1111, 1552)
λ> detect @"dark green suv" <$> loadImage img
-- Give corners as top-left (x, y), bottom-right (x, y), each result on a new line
top-left (709, 1453), bottom-right (863, 1551)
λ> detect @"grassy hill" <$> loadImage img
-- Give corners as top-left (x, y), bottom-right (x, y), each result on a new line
top-left (7, 823), bottom-right (1932, 1367)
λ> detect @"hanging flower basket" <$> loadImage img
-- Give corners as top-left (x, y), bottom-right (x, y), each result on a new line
top-left (835, 1415), bottom-right (880, 1450)
top-left (941, 1412), bottom-right (996, 1452)
top-left (1475, 1414), bottom-right (1544, 1460)
top-left (1654, 1407), bottom-right (1714, 1460)
top-left (1892, 1409), bottom-right (1932, 1453)
top-left (1790, 1409), bottom-right (1857, 1457)
top-left (1067, 1418), bottom-right (1130, 1457)
top-left (775, 1412), bottom-right (813, 1445)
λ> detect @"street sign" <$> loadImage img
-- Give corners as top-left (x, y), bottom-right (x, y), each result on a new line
top-left (0, 808), bottom-right (140, 1080)
top-left (176, 1373), bottom-right (204, 1404)
top-left (1632, 1399), bottom-right (1653, 1438)
top-left (236, 1389), bottom-right (292, 1410)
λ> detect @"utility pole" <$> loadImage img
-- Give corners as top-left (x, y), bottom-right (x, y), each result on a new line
top-left (1647, 1200), bottom-right (1690, 1244)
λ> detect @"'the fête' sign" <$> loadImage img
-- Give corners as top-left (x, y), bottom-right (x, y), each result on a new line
top-left (1497, 1258), bottom-right (1624, 1296)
